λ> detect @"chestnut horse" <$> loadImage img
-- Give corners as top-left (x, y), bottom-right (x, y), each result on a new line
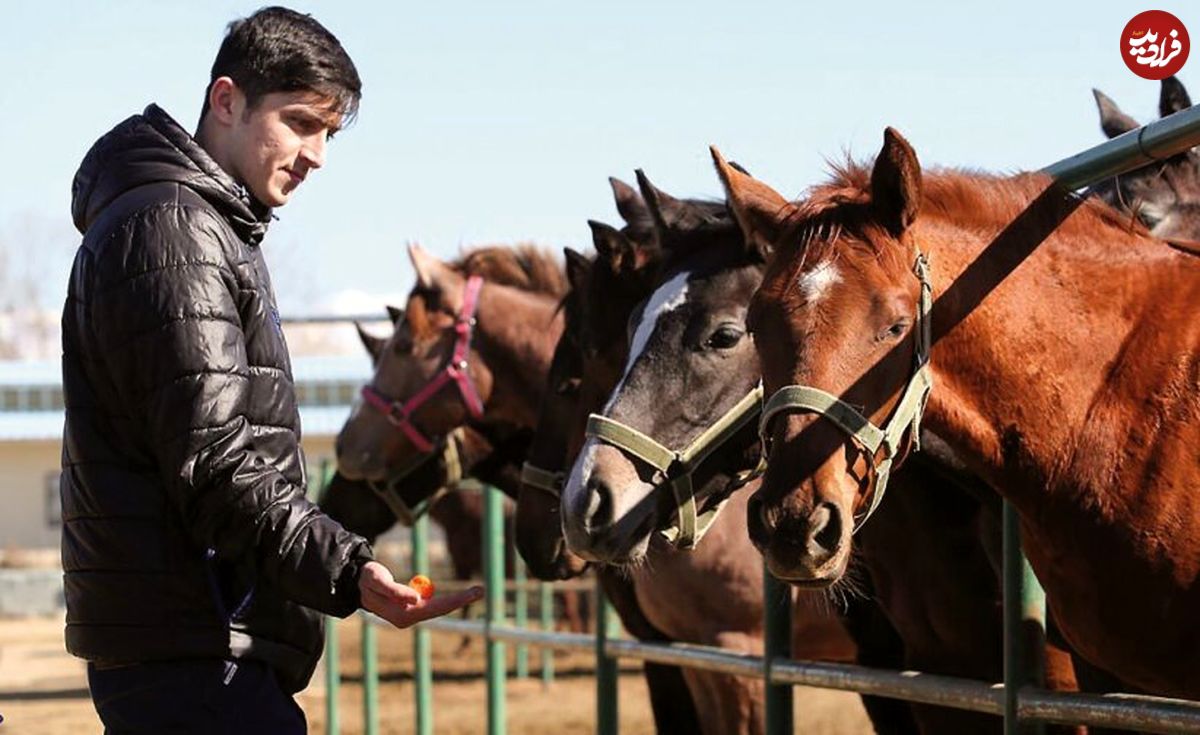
top-left (719, 129), bottom-right (1200, 699)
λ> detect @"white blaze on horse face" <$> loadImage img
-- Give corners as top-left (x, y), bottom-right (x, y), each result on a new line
top-left (562, 269), bottom-right (692, 540)
top-left (604, 268), bottom-right (693, 412)
top-left (797, 259), bottom-right (841, 303)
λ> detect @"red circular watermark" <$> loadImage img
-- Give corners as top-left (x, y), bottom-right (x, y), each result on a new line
top-left (1121, 11), bottom-right (1189, 80)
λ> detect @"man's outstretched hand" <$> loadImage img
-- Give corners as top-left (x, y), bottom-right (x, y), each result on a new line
top-left (358, 560), bottom-right (483, 629)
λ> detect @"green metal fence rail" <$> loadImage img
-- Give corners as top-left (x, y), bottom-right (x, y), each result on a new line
top-left (318, 100), bottom-right (1200, 735)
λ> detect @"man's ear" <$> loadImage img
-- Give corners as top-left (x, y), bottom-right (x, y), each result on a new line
top-left (205, 76), bottom-right (246, 128)
top-left (408, 242), bottom-right (466, 313)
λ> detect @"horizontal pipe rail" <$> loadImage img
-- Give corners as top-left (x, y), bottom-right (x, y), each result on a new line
top-left (392, 612), bottom-right (1200, 733)
top-left (1019, 689), bottom-right (1200, 735)
top-left (770, 658), bottom-right (1003, 716)
top-left (1043, 103), bottom-right (1200, 188)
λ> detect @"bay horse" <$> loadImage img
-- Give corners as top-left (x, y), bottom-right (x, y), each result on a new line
top-left (327, 312), bottom-right (590, 637)
top-left (333, 243), bottom-right (699, 731)
top-left (557, 173), bottom-right (870, 735)
top-left (1091, 75), bottom-right (1199, 241)
top-left (719, 128), bottom-right (1200, 699)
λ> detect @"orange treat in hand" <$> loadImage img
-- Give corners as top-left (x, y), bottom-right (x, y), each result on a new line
top-left (408, 574), bottom-right (435, 600)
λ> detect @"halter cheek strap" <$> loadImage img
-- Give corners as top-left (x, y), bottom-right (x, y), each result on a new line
top-left (521, 461), bottom-right (566, 498)
top-left (757, 250), bottom-right (933, 533)
top-left (584, 384), bottom-right (764, 549)
top-left (361, 275), bottom-right (486, 454)
top-left (367, 427), bottom-right (466, 525)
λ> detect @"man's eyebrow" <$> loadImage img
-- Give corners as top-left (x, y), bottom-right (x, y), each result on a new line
top-left (289, 106), bottom-right (343, 132)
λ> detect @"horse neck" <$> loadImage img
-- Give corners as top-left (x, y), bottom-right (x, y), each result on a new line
top-left (475, 283), bottom-right (565, 429)
top-left (915, 200), bottom-right (1200, 506)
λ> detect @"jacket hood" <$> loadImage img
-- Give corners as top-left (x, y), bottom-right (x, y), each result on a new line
top-left (71, 104), bottom-right (272, 245)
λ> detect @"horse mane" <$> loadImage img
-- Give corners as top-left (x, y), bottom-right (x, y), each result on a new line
top-left (782, 158), bottom-right (1151, 267)
top-left (451, 244), bottom-right (568, 298)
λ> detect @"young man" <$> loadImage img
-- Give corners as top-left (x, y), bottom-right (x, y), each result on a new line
top-left (62, 7), bottom-right (481, 732)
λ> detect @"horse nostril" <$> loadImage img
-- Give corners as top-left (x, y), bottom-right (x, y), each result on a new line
top-left (807, 503), bottom-right (843, 557)
top-left (585, 475), bottom-right (613, 528)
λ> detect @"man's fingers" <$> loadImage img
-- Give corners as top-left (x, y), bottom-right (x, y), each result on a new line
top-left (401, 586), bottom-right (485, 624)
top-left (363, 575), bottom-right (421, 605)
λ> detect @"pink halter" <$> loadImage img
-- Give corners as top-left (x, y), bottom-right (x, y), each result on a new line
top-left (360, 275), bottom-right (486, 454)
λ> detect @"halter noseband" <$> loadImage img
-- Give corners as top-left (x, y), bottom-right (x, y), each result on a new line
top-left (361, 275), bottom-right (486, 454)
top-left (367, 428), bottom-right (466, 525)
top-left (584, 384), bottom-right (764, 549)
top-left (757, 249), bottom-right (933, 533)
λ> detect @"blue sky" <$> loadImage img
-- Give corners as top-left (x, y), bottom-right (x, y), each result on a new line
top-left (1, 1), bottom-right (1192, 315)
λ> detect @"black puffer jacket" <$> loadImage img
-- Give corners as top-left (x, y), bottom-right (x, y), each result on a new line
top-left (62, 104), bottom-right (372, 693)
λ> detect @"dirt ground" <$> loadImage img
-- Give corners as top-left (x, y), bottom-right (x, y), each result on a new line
top-left (0, 615), bottom-right (874, 734)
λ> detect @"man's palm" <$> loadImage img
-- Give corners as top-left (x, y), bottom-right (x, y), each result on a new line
top-left (358, 561), bottom-right (483, 629)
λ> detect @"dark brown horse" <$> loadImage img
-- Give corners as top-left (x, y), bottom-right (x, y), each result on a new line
top-left (720, 129), bottom-right (1200, 699)
top-left (1092, 76), bottom-right (1199, 240)
top-left (556, 173), bottom-right (862, 735)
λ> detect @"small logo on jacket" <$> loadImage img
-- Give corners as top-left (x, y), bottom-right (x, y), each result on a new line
top-left (270, 306), bottom-right (283, 334)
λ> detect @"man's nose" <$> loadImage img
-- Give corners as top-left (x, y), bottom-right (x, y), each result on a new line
top-left (301, 132), bottom-right (327, 169)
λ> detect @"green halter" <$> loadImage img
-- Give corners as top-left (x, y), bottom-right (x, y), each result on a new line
top-left (520, 461), bottom-right (566, 498)
top-left (758, 250), bottom-right (933, 533)
top-left (584, 385), bottom-right (764, 549)
top-left (367, 427), bottom-right (465, 526)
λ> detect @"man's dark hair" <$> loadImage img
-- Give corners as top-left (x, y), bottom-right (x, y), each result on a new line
top-left (200, 6), bottom-right (361, 125)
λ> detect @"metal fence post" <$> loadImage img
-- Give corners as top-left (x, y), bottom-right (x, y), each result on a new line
top-left (763, 563), bottom-right (794, 734)
top-left (1003, 500), bottom-right (1047, 735)
top-left (319, 463), bottom-right (340, 735)
top-left (539, 581), bottom-right (554, 687)
top-left (515, 556), bottom-right (529, 679)
top-left (325, 616), bottom-right (341, 735)
top-left (413, 514), bottom-right (434, 735)
top-left (596, 581), bottom-right (619, 735)
top-left (484, 484), bottom-right (508, 735)
top-left (362, 615), bottom-right (379, 735)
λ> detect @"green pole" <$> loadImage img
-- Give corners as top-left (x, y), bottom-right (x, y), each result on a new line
top-left (595, 582), bottom-right (619, 735)
top-left (484, 485), bottom-right (507, 735)
top-left (539, 581), bottom-right (554, 688)
top-left (325, 615), bottom-right (340, 735)
top-left (323, 462), bottom-right (341, 735)
top-left (413, 514), bottom-right (434, 735)
top-left (1003, 500), bottom-right (1046, 735)
top-left (763, 564), bottom-right (794, 734)
top-left (362, 615), bottom-right (379, 735)
top-left (515, 556), bottom-right (529, 679)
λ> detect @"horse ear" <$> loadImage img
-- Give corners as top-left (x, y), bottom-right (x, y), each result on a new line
top-left (386, 305), bottom-right (404, 325)
top-left (588, 220), bottom-right (633, 271)
top-left (356, 321), bottom-right (388, 364)
top-left (1160, 76), bottom-right (1192, 118)
top-left (563, 247), bottom-right (592, 291)
top-left (711, 146), bottom-right (791, 257)
top-left (1093, 89), bottom-right (1139, 138)
top-left (634, 169), bottom-right (685, 236)
top-left (610, 177), bottom-right (652, 230)
top-left (870, 128), bottom-right (922, 237)
top-left (408, 242), bottom-right (466, 312)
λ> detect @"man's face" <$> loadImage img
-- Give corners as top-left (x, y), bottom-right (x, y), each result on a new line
top-left (226, 90), bottom-right (343, 207)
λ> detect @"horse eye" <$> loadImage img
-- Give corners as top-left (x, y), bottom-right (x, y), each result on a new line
top-left (705, 326), bottom-right (744, 350)
top-left (878, 320), bottom-right (909, 342)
